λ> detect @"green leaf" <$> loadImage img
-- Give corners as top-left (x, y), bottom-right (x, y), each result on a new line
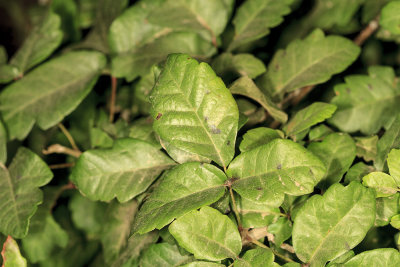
top-left (181, 262), bottom-right (225, 267)
top-left (111, 32), bottom-right (216, 81)
top-left (292, 182), bottom-right (376, 267)
top-left (150, 54), bottom-right (239, 169)
top-left (0, 51), bottom-right (106, 140)
top-left (308, 124), bottom-right (333, 141)
top-left (129, 118), bottom-right (160, 148)
top-left (390, 214), bottom-right (400, 229)
top-left (228, 139), bottom-right (325, 205)
top-left (21, 215), bottom-right (68, 263)
top-left (68, 193), bottom-right (106, 236)
top-left (0, 147), bottom-right (53, 238)
top-left (0, 65), bottom-right (19, 84)
top-left (228, 0), bottom-right (293, 51)
top-left (239, 127), bottom-right (283, 153)
top-left (74, 0), bottom-right (127, 53)
top-left (159, 138), bottom-right (211, 164)
top-left (133, 162), bottom-right (227, 234)
top-left (89, 127), bottom-right (114, 149)
top-left (233, 247), bottom-right (275, 267)
top-left (342, 248), bottom-right (400, 266)
top-left (263, 29), bottom-right (360, 99)
top-left (283, 102), bottom-right (337, 139)
top-left (387, 148), bottom-right (400, 184)
top-left (9, 12), bottom-right (63, 74)
top-left (108, 0), bottom-right (166, 54)
top-left (101, 200), bottom-right (138, 264)
top-left (268, 217), bottom-right (293, 247)
top-left (363, 172), bottom-right (399, 197)
top-left (77, 0), bottom-right (97, 28)
top-left (308, 133), bottom-right (356, 189)
top-left (375, 114), bottom-right (400, 171)
top-left (229, 76), bottom-right (288, 123)
top-left (148, 0), bottom-right (233, 41)
top-left (212, 53), bottom-right (267, 79)
top-left (110, 232), bottom-right (159, 267)
top-left (0, 120), bottom-right (6, 164)
top-left (344, 162), bottom-right (375, 184)
top-left (1, 236), bottom-right (27, 267)
top-left (330, 66), bottom-right (400, 135)
top-left (380, 1), bottom-right (400, 35)
top-left (375, 194), bottom-right (399, 226)
top-left (169, 206), bottom-right (242, 261)
top-left (139, 243), bottom-right (193, 267)
top-left (355, 135), bottom-right (378, 162)
top-left (70, 138), bottom-right (175, 202)
top-left (235, 194), bottom-right (281, 228)
top-left (51, 0), bottom-right (80, 42)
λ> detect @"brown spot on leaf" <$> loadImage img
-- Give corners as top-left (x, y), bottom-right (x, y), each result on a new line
top-left (227, 140), bottom-right (231, 146)
top-left (368, 84), bottom-right (373, 90)
top-left (210, 125), bottom-right (221, 134)
top-left (156, 113), bottom-right (162, 120)
top-left (277, 164), bottom-right (282, 170)
top-left (257, 187), bottom-right (263, 191)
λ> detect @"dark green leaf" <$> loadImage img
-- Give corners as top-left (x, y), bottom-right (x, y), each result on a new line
top-left (139, 243), bottom-right (193, 267)
top-left (0, 51), bottom-right (106, 140)
top-left (0, 121), bottom-right (6, 164)
top-left (212, 53), bottom-right (267, 79)
top-left (380, 1), bottom-right (400, 35)
top-left (0, 147), bottom-right (53, 238)
top-left (230, 76), bottom-right (288, 123)
top-left (70, 138), bottom-right (175, 202)
top-left (9, 12), bottom-right (63, 73)
top-left (375, 114), bottom-right (400, 171)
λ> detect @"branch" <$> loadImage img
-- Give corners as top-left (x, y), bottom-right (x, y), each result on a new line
top-left (109, 76), bottom-right (118, 122)
top-left (43, 144), bottom-right (82, 158)
top-left (49, 162), bottom-right (75, 169)
top-left (57, 123), bottom-right (79, 151)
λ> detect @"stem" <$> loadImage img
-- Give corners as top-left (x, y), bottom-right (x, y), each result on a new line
top-left (109, 76), bottom-right (118, 122)
top-left (50, 182), bottom-right (76, 211)
top-left (229, 186), bottom-right (242, 229)
top-left (57, 123), bottom-right (79, 151)
top-left (251, 239), bottom-right (295, 263)
top-left (49, 162), bottom-right (75, 169)
top-left (43, 144), bottom-right (82, 158)
top-left (354, 16), bottom-right (380, 46)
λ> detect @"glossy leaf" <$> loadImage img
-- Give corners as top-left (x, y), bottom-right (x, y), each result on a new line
top-left (0, 51), bottom-right (106, 140)
top-left (70, 138), bottom-right (175, 202)
top-left (343, 248), bottom-right (400, 267)
top-left (283, 102), bottom-right (337, 139)
top-left (239, 127), bottom-right (283, 153)
top-left (1, 236), bottom-right (27, 267)
top-left (0, 147), bottom-right (53, 238)
top-left (159, 138), bottom-right (211, 164)
top-left (330, 66), bottom-right (400, 135)
top-left (229, 139), bottom-right (326, 205)
top-left (133, 162), bottom-right (227, 234)
top-left (139, 243), bottom-right (193, 267)
top-left (111, 32), bottom-right (216, 81)
top-left (9, 12), bottom-right (63, 73)
top-left (380, 1), bottom-right (400, 35)
top-left (150, 54), bottom-right (239, 168)
top-left (292, 182), bottom-right (376, 267)
top-left (169, 206), bottom-right (242, 261)
top-left (308, 133), bottom-right (356, 189)
top-left (230, 76), bottom-right (288, 123)
top-left (264, 29), bottom-right (360, 98)
top-left (234, 247), bottom-right (275, 267)
top-left (355, 135), bottom-right (378, 162)
top-left (228, 0), bottom-right (293, 51)
top-left (363, 172), bottom-right (399, 197)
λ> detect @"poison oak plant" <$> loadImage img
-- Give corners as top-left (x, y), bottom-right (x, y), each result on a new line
top-left (1, 0), bottom-right (400, 266)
